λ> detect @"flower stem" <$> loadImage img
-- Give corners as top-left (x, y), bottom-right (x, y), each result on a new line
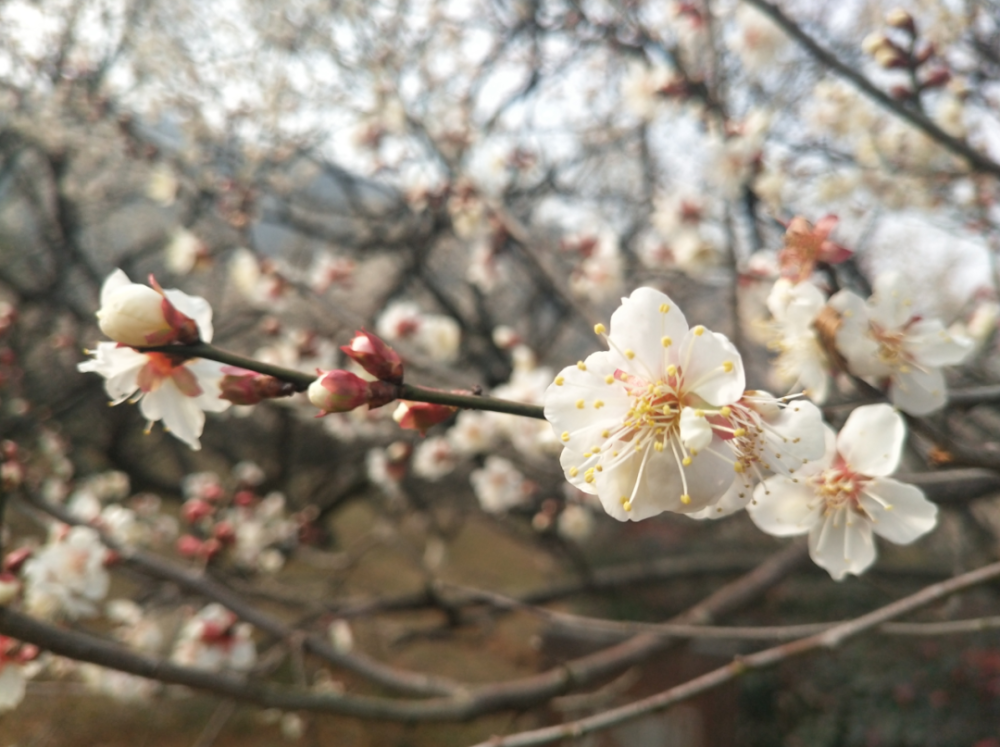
top-left (140, 342), bottom-right (547, 420)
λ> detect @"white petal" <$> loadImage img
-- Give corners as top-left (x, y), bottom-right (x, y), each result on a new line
top-left (185, 359), bottom-right (233, 413)
top-left (0, 665), bottom-right (26, 712)
top-left (860, 478), bottom-right (938, 545)
top-left (888, 366), bottom-right (946, 416)
top-left (680, 407), bottom-right (713, 451)
top-left (905, 319), bottom-right (973, 367)
top-left (680, 331), bottom-right (745, 405)
top-left (869, 272), bottom-right (914, 330)
top-left (141, 385), bottom-right (205, 450)
top-left (163, 288), bottom-right (214, 342)
top-left (687, 480), bottom-right (749, 520)
top-left (99, 269), bottom-right (133, 308)
top-left (808, 509), bottom-right (876, 580)
top-left (760, 398), bottom-right (827, 466)
top-left (606, 287), bottom-right (689, 376)
top-left (747, 477), bottom-right (818, 537)
top-left (830, 291), bottom-right (887, 377)
top-left (544, 351), bottom-right (631, 448)
top-left (837, 403), bottom-right (905, 477)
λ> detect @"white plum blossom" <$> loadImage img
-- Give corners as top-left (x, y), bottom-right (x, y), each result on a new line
top-left (557, 504), bottom-right (595, 542)
top-left (23, 525), bottom-right (111, 620)
top-left (470, 456), bottom-right (534, 514)
top-left (95, 269), bottom-right (211, 346)
top-left (830, 273), bottom-right (972, 415)
top-left (748, 404), bottom-right (938, 580)
top-left (412, 437), bottom-right (458, 481)
top-left (80, 276), bottom-right (231, 450)
top-left (767, 279), bottom-right (834, 403)
top-left (376, 301), bottom-right (461, 363)
top-left (544, 287), bottom-right (748, 521)
top-left (171, 603), bottom-right (256, 672)
top-left (728, 4), bottom-right (789, 72)
top-left (0, 638), bottom-right (32, 714)
top-left (446, 410), bottom-right (499, 456)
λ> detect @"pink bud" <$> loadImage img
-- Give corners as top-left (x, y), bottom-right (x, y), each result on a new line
top-left (340, 330), bottom-right (404, 384)
top-left (177, 534), bottom-right (204, 557)
top-left (182, 498), bottom-right (214, 524)
top-left (308, 370), bottom-right (372, 415)
top-left (219, 368), bottom-right (294, 405)
top-left (213, 520), bottom-right (236, 544)
top-left (392, 401), bottom-right (457, 434)
top-left (233, 490), bottom-right (256, 507)
top-left (3, 547), bottom-right (31, 573)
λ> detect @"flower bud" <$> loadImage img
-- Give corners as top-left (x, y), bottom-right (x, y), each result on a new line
top-left (177, 534), bottom-right (205, 557)
top-left (308, 370), bottom-right (371, 415)
top-left (219, 368), bottom-right (295, 405)
top-left (3, 548), bottom-right (32, 573)
top-left (340, 330), bottom-right (404, 384)
top-left (392, 401), bottom-right (457, 434)
top-left (96, 270), bottom-right (201, 346)
top-left (182, 498), bottom-right (214, 524)
top-left (885, 8), bottom-right (915, 34)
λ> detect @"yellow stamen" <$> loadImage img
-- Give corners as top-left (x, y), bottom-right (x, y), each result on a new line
top-left (682, 456), bottom-right (692, 466)
top-left (720, 406), bottom-right (731, 417)
top-left (722, 361), bottom-right (733, 372)
top-left (576, 399), bottom-right (585, 409)
top-left (659, 303), bottom-right (670, 313)
top-left (554, 376), bottom-right (565, 386)
top-left (625, 349), bottom-right (635, 359)
top-left (661, 336), bottom-right (672, 347)
top-left (680, 494), bottom-right (691, 505)
top-left (693, 326), bottom-right (705, 336)
top-left (568, 467), bottom-right (578, 477)
top-left (561, 432), bottom-right (570, 443)
top-left (594, 400), bottom-right (605, 409)
top-left (605, 374), bottom-right (614, 384)
top-left (577, 361), bottom-right (587, 370)
top-left (594, 323), bottom-right (606, 335)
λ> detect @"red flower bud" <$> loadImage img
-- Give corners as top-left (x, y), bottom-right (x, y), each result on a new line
top-left (340, 330), bottom-right (404, 384)
top-left (182, 498), bottom-right (214, 524)
top-left (308, 370), bottom-right (372, 415)
top-left (233, 490), bottom-right (257, 507)
top-left (392, 401), bottom-right (457, 434)
top-left (177, 534), bottom-right (204, 557)
top-left (3, 547), bottom-right (32, 573)
top-left (213, 520), bottom-right (236, 544)
top-left (219, 368), bottom-right (295, 405)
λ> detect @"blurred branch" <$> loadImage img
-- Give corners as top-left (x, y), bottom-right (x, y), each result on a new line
top-left (470, 558), bottom-right (1000, 747)
top-left (742, 0), bottom-right (1000, 178)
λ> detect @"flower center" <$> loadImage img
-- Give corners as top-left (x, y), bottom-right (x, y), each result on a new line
top-left (811, 464), bottom-right (870, 516)
top-left (871, 324), bottom-right (912, 372)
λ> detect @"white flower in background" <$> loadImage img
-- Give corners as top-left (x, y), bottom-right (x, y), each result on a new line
top-left (748, 404), bottom-right (938, 580)
top-left (488, 355), bottom-right (561, 459)
top-left (470, 456), bottom-right (534, 514)
top-left (146, 162), bottom-right (178, 206)
top-left (95, 269), bottom-right (210, 347)
top-left (950, 298), bottom-right (999, 355)
top-left (375, 301), bottom-right (461, 363)
top-left (23, 526), bottom-right (110, 620)
top-left (309, 252), bottom-right (356, 294)
top-left (412, 437), bottom-right (458, 481)
top-left (729, 4), bottom-right (788, 72)
top-left (566, 229), bottom-right (623, 303)
top-left (621, 62), bottom-right (673, 120)
top-left (645, 192), bottom-right (726, 276)
top-left (766, 279), bottom-right (834, 403)
top-left (78, 343), bottom-right (231, 450)
top-left (830, 272), bottom-right (972, 415)
top-left (557, 504), bottom-right (595, 542)
top-left (447, 411), bottom-right (499, 456)
top-left (164, 229), bottom-right (207, 275)
top-left (171, 603), bottom-right (256, 672)
top-left (544, 287), bottom-right (746, 520)
top-left (704, 111), bottom-right (769, 199)
top-left (225, 492), bottom-right (296, 573)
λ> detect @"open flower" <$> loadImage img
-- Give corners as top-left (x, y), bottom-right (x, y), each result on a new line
top-left (747, 403), bottom-right (938, 580)
top-left (766, 279), bottom-right (835, 403)
top-left (171, 603), bottom-right (256, 672)
top-left (830, 272), bottom-right (972, 415)
top-left (544, 287), bottom-right (746, 520)
top-left (96, 269), bottom-right (211, 346)
top-left (22, 525), bottom-right (111, 620)
top-left (80, 276), bottom-right (230, 450)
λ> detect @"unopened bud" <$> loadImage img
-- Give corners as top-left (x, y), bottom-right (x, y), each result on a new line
top-left (219, 368), bottom-right (295, 405)
top-left (920, 68), bottom-right (951, 89)
top-left (861, 32), bottom-right (890, 56)
top-left (213, 520), bottom-right (236, 544)
top-left (308, 370), bottom-right (371, 415)
top-left (177, 534), bottom-right (204, 557)
top-left (340, 330), bottom-right (404, 384)
top-left (392, 401), bottom-right (457, 434)
top-left (96, 270), bottom-right (201, 346)
top-left (182, 498), bottom-right (214, 524)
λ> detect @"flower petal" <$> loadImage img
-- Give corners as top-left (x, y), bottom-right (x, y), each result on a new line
top-left (904, 319), bottom-right (972, 367)
top-left (163, 288), bottom-right (214, 342)
top-left (889, 366), bottom-right (946, 416)
top-left (680, 407), bottom-right (713, 451)
top-left (680, 331), bottom-right (745, 405)
top-left (869, 272), bottom-right (914, 330)
top-left (837, 403), bottom-right (905, 477)
top-left (860, 478), bottom-right (938, 545)
top-left (99, 269), bottom-right (133, 308)
top-left (606, 287), bottom-right (689, 376)
top-left (747, 476), bottom-right (818, 537)
top-left (808, 508), bottom-right (876, 581)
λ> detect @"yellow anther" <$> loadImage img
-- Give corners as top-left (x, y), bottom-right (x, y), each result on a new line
top-left (619, 496), bottom-right (629, 506)
top-left (592, 446), bottom-right (601, 453)
top-left (622, 501), bottom-right (633, 512)
top-left (583, 451), bottom-right (592, 458)
top-left (568, 467), bottom-right (579, 477)
top-left (601, 429), bottom-right (610, 438)
top-left (682, 456), bottom-right (692, 466)
top-left (694, 409), bottom-right (705, 418)
top-left (585, 475), bottom-right (595, 483)
top-left (734, 462), bottom-right (745, 473)
top-left (662, 404), bottom-right (672, 415)
top-left (680, 494), bottom-right (691, 505)
top-left (585, 468), bottom-right (595, 477)
top-left (555, 376), bottom-right (565, 386)
top-left (659, 303), bottom-right (670, 313)
top-left (625, 349), bottom-right (635, 359)
top-left (693, 326), bottom-right (705, 336)
top-left (561, 431), bottom-right (570, 443)
top-left (594, 400), bottom-right (605, 409)
top-left (576, 399), bottom-right (585, 409)
top-left (722, 361), bottom-right (733, 372)
top-left (596, 465), bottom-right (603, 472)
top-left (594, 323), bottom-right (606, 335)
top-left (661, 336), bottom-right (672, 347)
top-left (654, 442), bottom-right (664, 452)
top-left (577, 361), bottom-right (587, 370)
top-left (720, 406), bottom-right (731, 417)
top-left (667, 364), bottom-right (677, 376)
top-left (612, 450), bottom-right (619, 457)
top-left (733, 428), bottom-right (746, 438)
top-left (605, 374), bottom-right (614, 384)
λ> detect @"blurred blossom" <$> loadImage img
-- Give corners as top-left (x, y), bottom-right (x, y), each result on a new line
top-left (376, 301), bottom-right (461, 363)
top-left (729, 4), bottom-right (789, 72)
top-left (556, 504), bottom-right (595, 543)
top-left (766, 279), bottom-right (834, 403)
top-left (412, 436), bottom-right (458, 481)
top-left (164, 229), bottom-right (208, 275)
top-left (470, 456), bottom-right (533, 514)
top-left (146, 162), bottom-right (178, 206)
top-left (171, 603), bottom-right (256, 672)
top-left (23, 526), bottom-right (110, 620)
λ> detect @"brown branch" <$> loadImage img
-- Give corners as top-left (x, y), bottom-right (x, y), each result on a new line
top-left (741, 0), bottom-right (1000, 178)
top-left (470, 558), bottom-right (1000, 746)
